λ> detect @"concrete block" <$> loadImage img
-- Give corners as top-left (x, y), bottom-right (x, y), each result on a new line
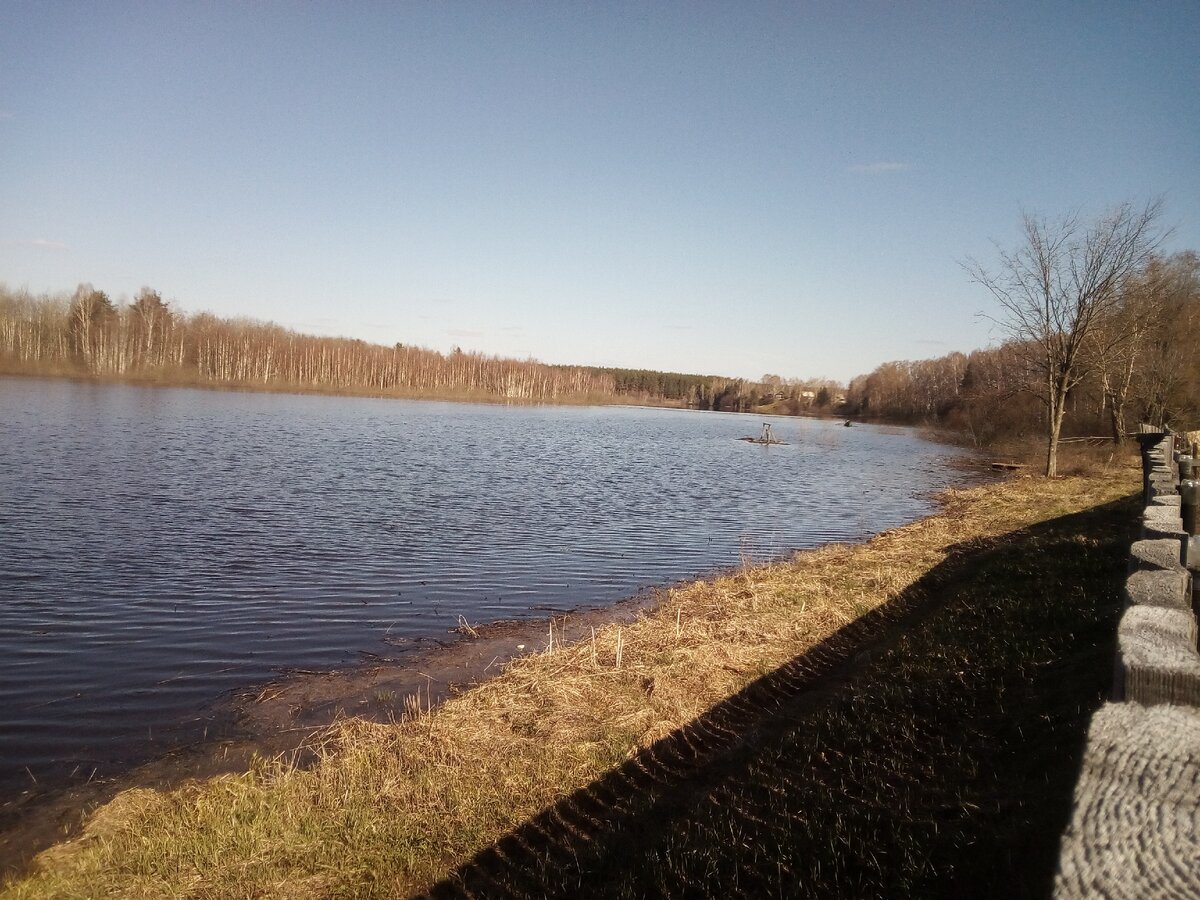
top-left (1142, 521), bottom-right (1188, 545)
top-left (1124, 569), bottom-right (1191, 609)
top-left (1151, 481), bottom-right (1179, 499)
top-left (1128, 540), bottom-right (1187, 574)
top-left (1054, 703), bottom-right (1200, 899)
top-left (1150, 494), bottom-right (1183, 507)
top-left (1114, 605), bottom-right (1200, 705)
top-left (1144, 505), bottom-right (1183, 524)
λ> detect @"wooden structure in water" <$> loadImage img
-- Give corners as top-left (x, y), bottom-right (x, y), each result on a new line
top-left (740, 423), bottom-right (787, 445)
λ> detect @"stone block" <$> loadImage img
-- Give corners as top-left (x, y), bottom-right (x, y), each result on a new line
top-left (1128, 540), bottom-right (1187, 574)
top-left (1151, 481), bottom-right (1179, 499)
top-left (1144, 505), bottom-right (1183, 524)
top-left (1142, 521), bottom-right (1188, 545)
top-left (1054, 703), bottom-right (1200, 899)
top-left (1150, 494), bottom-right (1182, 507)
top-left (1124, 569), bottom-right (1190, 608)
top-left (1114, 605), bottom-right (1200, 705)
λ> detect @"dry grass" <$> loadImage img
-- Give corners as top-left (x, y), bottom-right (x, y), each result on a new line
top-left (981, 435), bottom-right (1138, 477)
top-left (2, 466), bottom-right (1137, 899)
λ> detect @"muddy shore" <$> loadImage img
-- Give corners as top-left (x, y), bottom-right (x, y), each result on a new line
top-left (0, 592), bottom-right (660, 877)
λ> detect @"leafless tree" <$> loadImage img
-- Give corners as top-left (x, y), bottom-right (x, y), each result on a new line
top-left (967, 200), bottom-right (1165, 476)
top-left (1130, 252), bottom-right (1200, 428)
top-left (1085, 255), bottom-right (1188, 444)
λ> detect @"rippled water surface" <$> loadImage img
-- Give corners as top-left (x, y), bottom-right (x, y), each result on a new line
top-left (1, 377), bottom-right (975, 798)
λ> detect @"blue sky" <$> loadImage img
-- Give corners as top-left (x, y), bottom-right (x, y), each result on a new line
top-left (2, 2), bottom-right (1197, 382)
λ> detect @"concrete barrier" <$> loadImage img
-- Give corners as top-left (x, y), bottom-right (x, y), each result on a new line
top-left (1114, 605), bottom-right (1200, 704)
top-left (1055, 430), bottom-right (1200, 897)
top-left (1123, 567), bottom-right (1190, 605)
top-left (1054, 704), bottom-right (1200, 899)
top-left (1127, 539), bottom-right (1187, 573)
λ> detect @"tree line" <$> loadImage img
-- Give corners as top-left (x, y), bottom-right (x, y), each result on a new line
top-left (0, 284), bottom-right (616, 402)
top-left (575, 367), bottom-right (842, 413)
top-left (1, 284), bottom-right (835, 410)
top-left (846, 205), bottom-right (1198, 475)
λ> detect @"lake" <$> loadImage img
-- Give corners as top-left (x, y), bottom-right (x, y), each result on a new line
top-left (0, 376), bottom-right (976, 801)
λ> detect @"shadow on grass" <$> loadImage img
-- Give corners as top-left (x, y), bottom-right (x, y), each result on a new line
top-left (421, 494), bottom-right (1139, 900)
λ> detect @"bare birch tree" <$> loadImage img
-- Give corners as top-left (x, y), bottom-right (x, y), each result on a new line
top-left (968, 200), bottom-right (1165, 476)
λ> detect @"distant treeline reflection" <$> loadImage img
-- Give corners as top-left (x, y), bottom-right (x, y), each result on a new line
top-left (0, 284), bottom-right (837, 411)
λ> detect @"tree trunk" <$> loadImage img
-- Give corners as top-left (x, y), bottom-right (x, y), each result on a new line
top-left (1046, 379), bottom-right (1069, 477)
top-left (1109, 398), bottom-right (1127, 445)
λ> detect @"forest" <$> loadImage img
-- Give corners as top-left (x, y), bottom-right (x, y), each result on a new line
top-left (846, 248), bottom-right (1199, 455)
top-left (0, 284), bottom-right (829, 412)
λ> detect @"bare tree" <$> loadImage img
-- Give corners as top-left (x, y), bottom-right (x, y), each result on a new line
top-left (67, 283), bottom-right (116, 368)
top-left (129, 287), bottom-right (174, 368)
top-left (1086, 255), bottom-right (1185, 444)
top-left (1131, 252), bottom-right (1200, 428)
top-left (968, 200), bottom-right (1165, 476)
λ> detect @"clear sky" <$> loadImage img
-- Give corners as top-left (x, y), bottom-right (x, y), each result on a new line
top-left (2, 2), bottom-right (1197, 382)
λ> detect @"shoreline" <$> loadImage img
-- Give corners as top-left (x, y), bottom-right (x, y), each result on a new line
top-left (1, 467), bottom-right (1138, 895)
top-left (0, 591), bottom-right (659, 877)
top-left (0, 367), bottom-right (858, 422)
top-left (0, 466), bottom-right (988, 881)
top-left (0, 441), bottom-right (996, 878)
top-left (0, 397), bottom-right (991, 879)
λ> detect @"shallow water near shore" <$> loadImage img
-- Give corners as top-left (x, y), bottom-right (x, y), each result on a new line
top-left (0, 376), bottom-right (976, 805)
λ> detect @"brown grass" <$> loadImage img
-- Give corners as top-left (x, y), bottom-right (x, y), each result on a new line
top-left (2, 465), bottom-right (1138, 899)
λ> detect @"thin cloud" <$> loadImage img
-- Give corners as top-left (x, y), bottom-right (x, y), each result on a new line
top-left (0, 110), bottom-right (13, 120)
top-left (31, 238), bottom-right (68, 251)
top-left (915, 339), bottom-right (947, 346)
top-left (847, 161), bottom-right (909, 175)
top-left (447, 328), bottom-right (484, 340)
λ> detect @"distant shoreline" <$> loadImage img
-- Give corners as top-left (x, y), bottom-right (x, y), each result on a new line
top-left (0, 365), bottom-right (850, 421)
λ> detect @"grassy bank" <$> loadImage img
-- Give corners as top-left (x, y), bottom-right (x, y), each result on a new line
top-left (4, 465), bottom-right (1137, 898)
